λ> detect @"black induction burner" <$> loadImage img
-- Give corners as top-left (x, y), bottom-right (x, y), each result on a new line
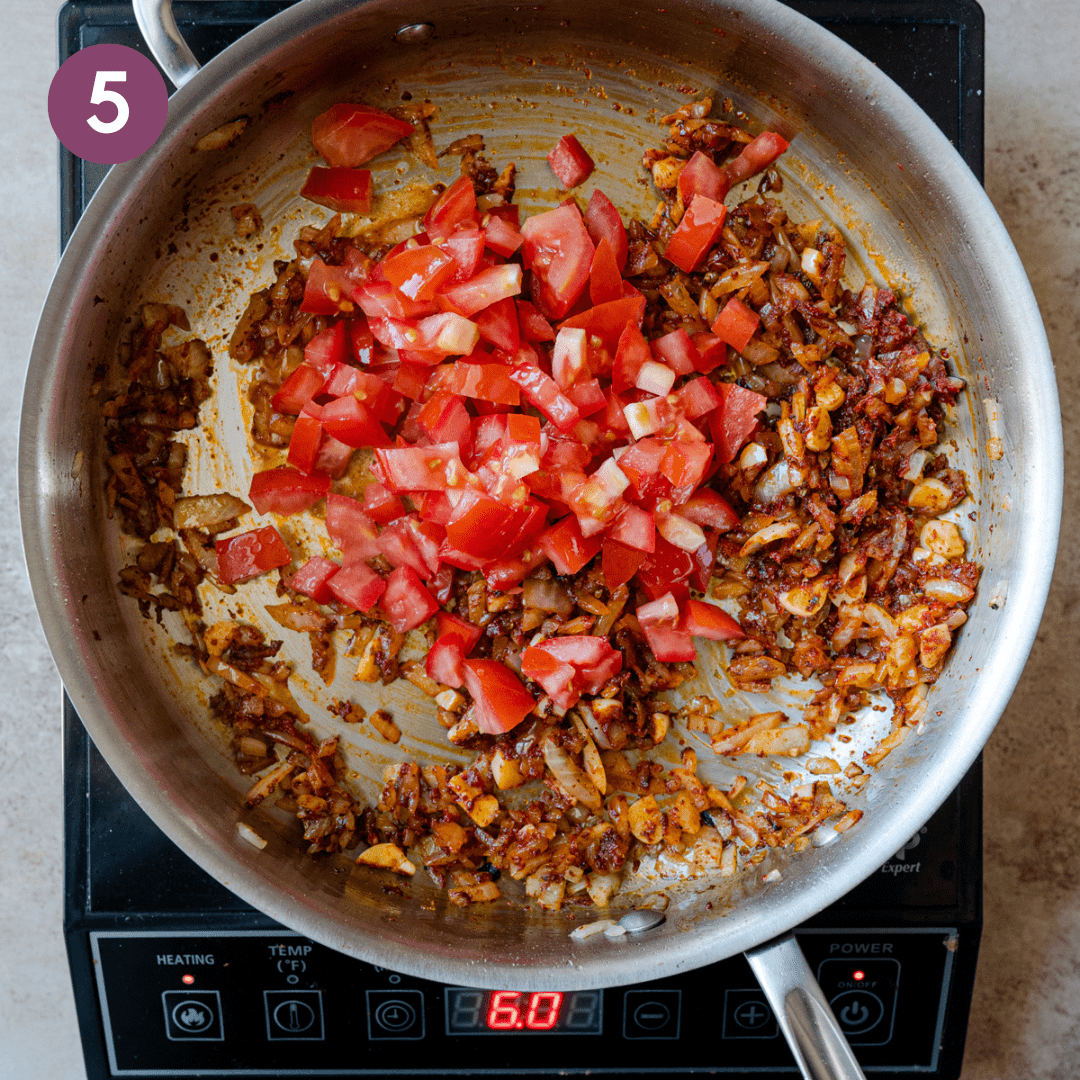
top-left (60, 3), bottom-right (985, 1077)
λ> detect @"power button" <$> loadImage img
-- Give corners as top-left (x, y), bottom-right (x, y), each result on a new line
top-left (816, 957), bottom-right (900, 1046)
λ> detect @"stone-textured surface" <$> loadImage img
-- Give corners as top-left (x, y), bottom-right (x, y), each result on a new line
top-left (1, 1), bottom-right (1076, 1076)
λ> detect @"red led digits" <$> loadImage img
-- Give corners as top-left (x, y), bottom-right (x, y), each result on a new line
top-left (486, 991), bottom-right (565, 1031)
top-left (487, 991), bottom-right (522, 1030)
top-left (524, 991), bottom-right (562, 1030)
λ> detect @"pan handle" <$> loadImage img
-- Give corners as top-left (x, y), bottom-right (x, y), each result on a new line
top-left (132, 0), bottom-right (202, 90)
top-left (745, 933), bottom-right (867, 1080)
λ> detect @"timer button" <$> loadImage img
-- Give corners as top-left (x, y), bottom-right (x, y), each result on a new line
top-left (622, 989), bottom-right (681, 1040)
top-left (366, 989), bottom-right (426, 1040)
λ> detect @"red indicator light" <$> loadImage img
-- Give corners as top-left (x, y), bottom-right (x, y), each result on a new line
top-left (853, 970), bottom-right (865, 981)
top-left (182, 974), bottom-right (195, 985)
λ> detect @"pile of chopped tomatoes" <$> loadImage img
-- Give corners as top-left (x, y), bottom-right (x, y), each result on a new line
top-left (219, 103), bottom-right (791, 734)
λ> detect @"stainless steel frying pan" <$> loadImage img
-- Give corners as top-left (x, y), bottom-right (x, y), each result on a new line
top-left (21, 2), bottom-right (1061, 1077)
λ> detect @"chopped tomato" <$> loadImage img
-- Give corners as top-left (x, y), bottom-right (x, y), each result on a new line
top-left (636, 592), bottom-right (696, 662)
top-left (509, 362), bottom-right (581, 433)
top-left (374, 444), bottom-right (470, 492)
top-left (380, 566), bottom-right (439, 632)
top-left (328, 561), bottom-right (386, 612)
top-left (683, 597), bottom-right (744, 641)
top-left (551, 326), bottom-right (588, 390)
top-left (446, 363), bottom-right (520, 406)
top-left (424, 176), bottom-right (479, 240)
top-left (677, 376), bottom-right (723, 418)
top-left (301, 256), bottom-right (367, 316)
top-left (474, 297), bottom-right (520, 354)
top-left (689, 332), bottom-right (728, 374)
top-left (446, 490), bottom-right (521, 559)
top-left (663, 195), bottom-right (727, 273)
top-left (612, 322), bottom-right (653, 394)
top-left (547, 134), bottom-right (595, 189)
top-left (516, 300), bottom-right (555, 341)
top-left (679, 488), bottom-right (740, 531)
top-left (286, 412), bottom-right (324, 474)
top-left (299, 167), bottom-right (373, 213)
top-left (462, 660), bottom-right (536, 735)
top-left (348, 316), bottom-right (376, 364)
top-left (312, 103), bottom-right (414, 168)
top-left (325, 493), bottom-right (380, 565)
top-left (216, 526), bottom-right (291, 585)
top-left (709, 383), bottom-right (767, 463)
top-left (637, 535), bottom-right (694, 600)
top-left (559, 294), bottom-right (647, 362)
top-left (538, 515), bottom-right (603, 575)
top-left (363, 482), bottom-right (406, 524)
top-left (248, 467), bottom-right (330, 515)
top-left (440, 229), bottom-right (486, 282)
top-left (483, 547), bottom-right (550, 591)
top-left (567, 378), bottom-right (607, 416)
top-left (720, 130), bottom-right (790, 191)
top-left (601, 538), bottom-right (648, 591)
top-left (271, 363), bottom-right (326, 415)
top-left (520, 203), bottom-right (595, 319)
top-left (320, 395), bottom-right (391, 448)
top-left (285, 556), bottom-right (341, 604)
top-left (381, 244), bottom-right (456, 301)
top-left (583, 188), bottom-right (628, 273)
top-left (676, 150), bottom-right (726, 206)
top-left (438, 263), bottom-right (523, 318)
top-left (608, 503), bottom-right (655, 552)
top-left (435, 610), bottom-right (483, 653)
top-left (377, 516), bottom-right (442, 579)
top-left (650, 328), bottom-right (700, 376)
top-left (711, 296), bottom-right (760, 352)
top-left (520, 647), bottom-right (578, 708)
top-left (528, 636), bottom-right (622, 699)
top-left (483, 213), bottom-right (524, 257)
top-left (426, 635), bottom-right (466, 688)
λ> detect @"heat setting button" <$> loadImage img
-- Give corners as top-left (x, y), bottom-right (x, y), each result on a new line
top-left (162, 990), bottom-right (224, 1041)
top-left (264, 990), bottom-right (325, 1041)
top-left (622, 989), bottom-right (681, 1040)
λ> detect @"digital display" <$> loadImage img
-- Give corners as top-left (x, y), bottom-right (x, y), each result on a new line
top-left (445, 989), bottom-right (603, 1035)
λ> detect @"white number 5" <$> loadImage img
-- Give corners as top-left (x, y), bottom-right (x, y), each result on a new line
top-left (87, 71), bottom-right (129, 134)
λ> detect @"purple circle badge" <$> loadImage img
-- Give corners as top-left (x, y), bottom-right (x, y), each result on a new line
top-left (48, 44), bottom-right (168, 165)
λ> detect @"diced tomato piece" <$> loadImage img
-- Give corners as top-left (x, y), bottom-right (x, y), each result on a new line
top-left (299, 166), bottom-right (373, 213)
top-left (711, 296), bottom-right (761, 352)
top-left (392, 361), bottom-right (431, 401)
top-left (709, 383), bottom-right (767, 463)
top-left (516, 300), bottom-right (556, 342)
top-left (413, 489), bottom-right (455, 526)
top-left (215, 526), bottom-right (290, 585)
top-left (676, 150), bottom-right (727, 206)
top-left (377, 516), bottom-right (443, 579)
top-left (301, 257), bottom-right (366, 315)
top-left (249, 467), bottom-right (330, 515)
top-left (547, 134), bottom-right (595, 189)
top-left (558, 294), bottom-right (646, 357)
top-left (438, 264), bottom-right (523, 318)
top-left (446, 363), bottom-right (520, 406)
top-left (689, 332), bottom-right (729, 374)
top-left (601, 538), bottom-right (647, 591)
top-left (650, 328), bottom-right (700, 376)
top-left (312, 103), bottom-right (414, 168)
top-left (435, 610), bottom-right (483, 654)
top-left (474, 297), bottom-right (520, 354)
top-left (520, 203), bottom-right (595, 320)
top-left (679, 488), bottom-right (740, 531)
top-left (583, 188), bottom-right (628, 273)
top-left (637, 535), bottom-right (694, 600)
top-left (721, 130), bottom-right (790, 191)
top-left (636, 591), bottom-right (696, 662)
top-left (587, 236), bottom-right (623, 307)
top-left (445, 489), bottom-right (520, 559)
top-left (567, 378), bottom-right (607, 416)
top-left (663, 195), bottom-right (727, 273)
top-left (363, 482), bottom-right (406, 524)
top-left (328, 561), bottom-right (386, 612)
top-left (348, 316), bottom-right (376, 364)
top-left (551, 326), bottom-right (588, 390)
top-left (286, 413), bottom-right (324, 474)
top-left (303, 323), bottom-right (349, 376)
top-left (374, 444), bottom-right (469, 492)
top-left (354, 280), bottom-right (438, 323)
top-left (509, 362), bottom-right (581, 433)
top-left (284, 556), bottom-right (341, 604)
top-left (424, 176), bottom-right (479, 240)
top-left (689, 530), bottom-right (717, 593)
top-left (440, 230), bottom-right (486, 282)
top-left (320, 395), bottom-right (390, 448)
top-left (429, 564), bottom-right (456, 604)
top-left (381, 244), bottom-right (456, 301)
top-left (484, 547), bottom-right (550, 591)
top-left (326, 492), bottom-right (381, 565)
top-left (609, 503), bottom-right (655, 552)
top-left (538, 515), bottom-right (603, 575)
top-left (683, 597), bottom-right (745, 641)
top-left (462, 660), bottom-right (536, 735)
top-left (313, 433), bottom-right (355, 479)
top-left (417, 390), bottom-right (473, 455)
top-left (677, 376), bottom-right (723, 419)
top-left (380, 566), bottom-right (438, 632)
top-left (271, 363), bottom-right (326, 415)
top-left (524, 636), bottom-right (622, 707)
top-left (661, 441), bottom-right (713, 502)
top-left (612, 321), bottom-right (653, 394)
top-left (426, 635), bottom-right (466, 687)
top-left (325, 366), bottom-right (400, 425)
top-left (520, 647), bottom-right (578, 708)
top-left (483, 213), bottom-right (524, 257)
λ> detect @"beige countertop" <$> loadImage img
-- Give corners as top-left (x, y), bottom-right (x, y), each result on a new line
top-left (2, 1), bottom-right (1077, 1075)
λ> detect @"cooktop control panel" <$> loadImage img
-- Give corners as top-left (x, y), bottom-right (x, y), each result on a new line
top-left (91, 928), bottom-right (957, 1076)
